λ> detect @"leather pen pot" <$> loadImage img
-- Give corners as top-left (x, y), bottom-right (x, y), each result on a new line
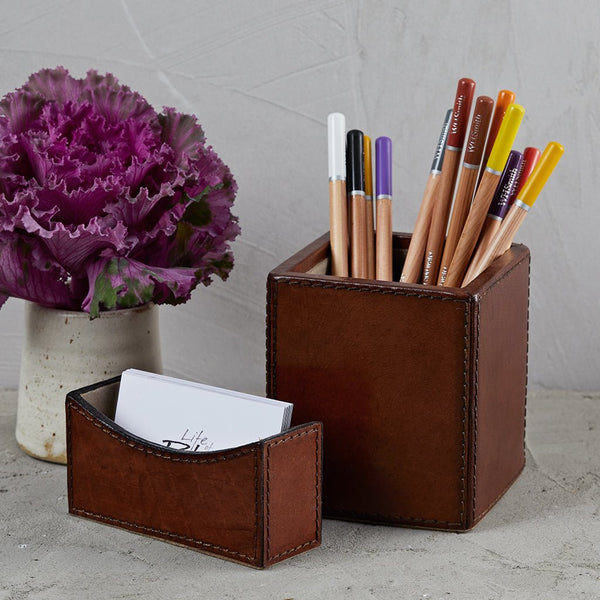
top-left (267, 232), bottom-right (529, 531)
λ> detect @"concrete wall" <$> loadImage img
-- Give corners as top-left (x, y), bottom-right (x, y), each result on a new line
top-left (0, 0), bottom-right (597, 393)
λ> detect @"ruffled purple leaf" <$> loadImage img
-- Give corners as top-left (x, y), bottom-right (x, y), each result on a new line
top-left (0, 232), bottom-right (73, 308)
top-left (0, 66), bottom-right (239, 314)
top-left (158, 107), bottom-right (205, 166)
top-left (22, 66), bottom-right (84, 105)
top-left (83, 255), bottom-right (199, 318)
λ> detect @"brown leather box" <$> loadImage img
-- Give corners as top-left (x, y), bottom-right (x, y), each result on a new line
top-left (66, 377), bottom-right (322, 568)
top-left (267, 232), bottom-right (529, 531)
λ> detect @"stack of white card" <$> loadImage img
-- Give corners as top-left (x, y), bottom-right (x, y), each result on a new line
top-left (114, 369), bottom-right (293, 452)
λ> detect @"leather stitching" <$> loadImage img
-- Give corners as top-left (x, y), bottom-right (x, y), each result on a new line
top-left (479, 254), bottom-right (529, 299)
top-left (68, 403), bottom-right (256, 463)
top-left (265, 428), bottom-right (321, 561)
top-left (69, 507), bottom-right (257, 561)
top-left (473, 290), bottom-right (480, 524)
top-left (281, 279), bottom-right (469, 302)
top-left (524, 258), bottom-right (530, 460)
top-left (324, 509), bottom-right (462, 527)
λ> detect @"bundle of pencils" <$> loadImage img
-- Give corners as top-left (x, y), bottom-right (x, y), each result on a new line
top-left (399, 77), bottom-right (564, 287)
top-left (327, 113), bottom-right (394, 281)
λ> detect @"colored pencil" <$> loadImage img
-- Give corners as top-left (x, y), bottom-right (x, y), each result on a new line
top-left (375, 136), bottom-right (393, 281)
top-left (463, 150), bottom-right (523, 284)
top-left (422, 77), bottom-right (475, 284)
top-left (462, 141), bottom-right (564, 286)
top-left (513, 146), bottom-right (541, 200)
top-left (347, 129), bottom-right (368, 278)
top-left (437, 95), bottom-right (494, 284)
top-left (364, 135), bottom-right (376, 279)
top-left (327, 112), bottom-right (348, 277)
top-left (477, 89), bottom-right (515, 188)
top-left (442, 103), bottom-right (525, 287)
top-left (400, 109), bottom-right (452, 283)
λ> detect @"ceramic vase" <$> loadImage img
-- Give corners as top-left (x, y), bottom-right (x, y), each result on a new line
top-left (15, 301), bottom-right (163, 464)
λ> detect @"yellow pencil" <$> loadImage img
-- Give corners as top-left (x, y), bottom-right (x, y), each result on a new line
top-left (462, 141), bottom-right (564, 286)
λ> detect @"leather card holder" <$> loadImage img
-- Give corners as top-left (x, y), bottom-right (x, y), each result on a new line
top-left (66, 377), bottom-right (322, 567)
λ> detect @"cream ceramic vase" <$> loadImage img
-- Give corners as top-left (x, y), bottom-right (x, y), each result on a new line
top-left (15, 302), bottom-right (163, 464)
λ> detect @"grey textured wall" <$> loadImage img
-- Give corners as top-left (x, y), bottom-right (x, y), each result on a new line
top-left (0, 0), bottom-right (597, 392)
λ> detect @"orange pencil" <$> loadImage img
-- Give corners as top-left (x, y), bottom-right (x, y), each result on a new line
top-left (422, 77), bottom-right (475, 284)
top-left (437, 95), bottom-right (493, 284)
top-left (477, 89), bottom-right (515, 188)
top-left (400, 109), bottom-right (452, 283)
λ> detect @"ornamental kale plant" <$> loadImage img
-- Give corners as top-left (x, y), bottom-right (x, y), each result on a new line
top-left (0, 67), bottom-right (239, 317)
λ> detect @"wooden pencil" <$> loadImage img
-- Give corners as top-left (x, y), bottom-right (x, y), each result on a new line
top-left (422, 77), bottom-right (475, 284)
top-left (347, 129), bottom-right (368, 278)
top-left (477, 89), bottom-right (515, 188)
top-left (364, 135), bottom-right (376, 279)
top-left (463, 150), bottom-right (523, 284)
top-left (400, 109), bottom-right (452, 283)
top-left (437, 95), bottom-right (493, 284)
top-left (462, 141), bottom-right (564, 286)
top-left (327, 113), bottom-right (348, 277)
top-left (375, 136), bottom-right (393, 281)
top-left (442, 103), bottom-right (525, 288)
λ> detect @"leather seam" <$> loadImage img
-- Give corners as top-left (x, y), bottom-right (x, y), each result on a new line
top-left (69, 507), bottom-right (257, 561)
top-left (68, 403), bottom-right (257, 463)
top-left (524, 258), bottom-right (530, 461)
top-left (471, 463), bottom-right (526, 528)
top-left (265, 428), bottom-right (321, 561)
top-left (461, 297), bottom-right (469, 526)
top-left (324, 509), bottom-right (462, 527)
top-left (473, 294), bottom-right (480, 524)
top-left (479, 254), bottom-right (529, 299)
top-left (280, 278), bottom-right (469, 303)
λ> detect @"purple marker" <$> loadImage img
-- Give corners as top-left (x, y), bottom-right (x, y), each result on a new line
top-left (375, 136), bottom-right (393, 281)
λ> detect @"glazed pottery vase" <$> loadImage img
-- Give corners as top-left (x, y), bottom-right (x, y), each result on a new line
top-left (15, 302), bottom-right (163, 464)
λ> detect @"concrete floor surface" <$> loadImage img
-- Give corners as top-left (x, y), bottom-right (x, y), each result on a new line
top-left (1, 387), bottom-right (599, 599)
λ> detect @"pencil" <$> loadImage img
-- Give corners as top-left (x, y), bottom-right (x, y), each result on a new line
top-left (462, 141), bottom-right (564, 286)
top-left (477, 89), bottom-right (515, 188)
top-left (364, 135), bottom-right (376, 279)
top-left (512, 146), bottom-right (541, 200)
top-left (422, 77), bottom-right (475, 284)
top-left (437, 95), bottom-right (494, 284)
top-left (375, 136), bottom-right (393, 281)
top-left (442, 103), bottom-right (525, 288)
top-left (462, 150), bottom-right (523, 284)
top-left (400, 109), bottom-right (452, 283)
top-left (347, 129), bottom-right (368, 278)
top-left (328, 112), bottom-right (348, 277)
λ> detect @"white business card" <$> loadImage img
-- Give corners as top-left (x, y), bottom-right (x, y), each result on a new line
top-left (114, 369), bottom-right (293, 452)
